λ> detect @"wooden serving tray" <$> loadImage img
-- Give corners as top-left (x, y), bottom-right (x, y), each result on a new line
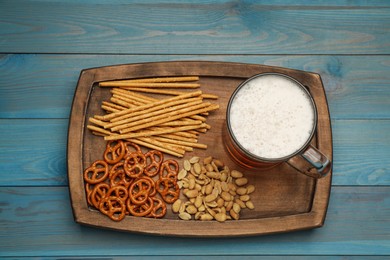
top-left (67, 61), bottom-right (332, 237)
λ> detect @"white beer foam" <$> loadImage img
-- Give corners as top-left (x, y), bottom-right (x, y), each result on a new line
top-left (229, 74), bottom-right (315, 159)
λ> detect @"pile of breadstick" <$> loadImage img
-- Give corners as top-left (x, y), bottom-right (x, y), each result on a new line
top-left (87, 76), bottom-right (219, 157)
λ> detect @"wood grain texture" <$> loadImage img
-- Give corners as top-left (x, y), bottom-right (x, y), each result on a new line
top-left (0, 1), bottom-right (389, 54)
top-left (1, 54), bottom-right (389, 119)
top-left (1, 0), bottom-right (389, 257)
top-left (0, 119), bottom-right (68, 186)
top-left (1, 119), bottom-right (389, 186)
top-left (0, 186), bottom-right (389, 256)
top-left (0, 257), bottom-right (386, 260)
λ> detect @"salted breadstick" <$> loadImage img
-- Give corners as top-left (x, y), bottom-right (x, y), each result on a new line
top-left (87, 125), bottom-right (111, 136)
top-left (117, 102), bottom-right (211, 133)
top-left (101, 105), bottom-right (120, 113)
top-left (101, 76), bottom-right (199, 84)
top-left (104, 124), bottom-right (208, 141)
top-left (111, 88), bottom-right (155, 104)
top-left (100, 82), bottom-right (200, 88)
top-left (89, 117), bottom-right (108, 128)
top-left (112, 94), bottom-right (145, 106)
top-left (127, 88), bottom-right (187, 96)
top-left (102, 91), bottom-right (202, 121)
top-left (152, 129), bottom-right (198, 140)
top-left (87, 125), bottom-right (184, 157)
top-left (153, 136), bottom-right (207, 149)
top-left (108, 97), bottom-right (203, 126)
top-left (102, 101), bottom-right (127, 111)
top-left (148, 126), bottom-right (199, 139)
top-left (112, 93), bottom-right (148, 106)
top-left (201, 93), bottom-right (219, 99)
top-left (110, 97), bottom-right (135, 109)
top-left (159, 120), bottom-right (204, 127)
top-left (111, 88), bottom-right (206, 122)
top-left (130, 138), bottom-right (184, 157)
top-left (157, 133), bottom-right (198, 143)
top-left (120, 104), bottom-right (219, 134)
top-left (110, 99), bottom-right (205, 131)
top-left (127, 87), bottom-right (218, 99)
top-left (110, 90), bottom-right (207, 124)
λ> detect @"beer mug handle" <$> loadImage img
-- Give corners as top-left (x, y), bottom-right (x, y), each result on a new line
top-left (287, 145), bottom-right (331, 178)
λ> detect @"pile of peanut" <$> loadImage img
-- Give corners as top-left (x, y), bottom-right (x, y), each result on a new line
top-left (172, 156), bottom-right (255, 222)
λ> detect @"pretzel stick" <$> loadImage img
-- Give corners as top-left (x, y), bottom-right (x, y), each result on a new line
top-left (157, 133), bottom-right (198, 143)
top-left (110, 97), bottom-right (135, 109)
top-left (89, 117), bottom-right (108, 128)
top-left (108, 97), bottom-right (202, 125)
top-left (102, 101), bottom-right (127, 111)
top-left (202, 94), bottom-right (219, 99)
top-left (130, 138), bottom-right (184, 157)
top-left (127, 88), bottom-right (187, 96)
top-left (105, 124), bottom-right (208, 141)
top-left (87, 125), bottom-right (184, 157)
top-left (113, 88), bottom-right (158, 102)
top-left (101, 91), bottom-right (202, 121)
top-left (112, 94), bottom-right (145, 106)
top-left (153, 136), bottom-right (207, 149)
top-left (109, 89), bottom-right (207, 123)
top-left (89, 118), bottom-right (200, 143)
top-left (151, 127), bottom-right (198, 139)
top-left (100, 82), bottom-right (200, 88)
top-left (166, 143), bottom-right (194, 152)
top-left (139, 137), bottom-right (192, 152)
top-left (112, 93), bottom-right (147, 105)
top-left (120, 104), bottom-right (219, 134)
top-left (159, 120), bottom-right (203, 127)
top-left (110, 100), bottom-right (205, 131)
top-left (137, 137), bottom-right (185, 154)
top-left (118, 102), bottom-right (211, 133)
top-left (101, 76), bottom-right (199, 84)
top-left (111, 88), bottom-right (155, 104)
top-left (127, 87), bottom-right (218, 99)
top-left (101, 105), bottom-right (120, 113)
top-left (111, 88), bottom-right (206, 122)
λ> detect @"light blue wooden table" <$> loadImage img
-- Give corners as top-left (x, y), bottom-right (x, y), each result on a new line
top-left (1, 1), bottom-right (389, 258)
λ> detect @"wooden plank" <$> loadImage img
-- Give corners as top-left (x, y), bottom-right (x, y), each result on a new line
top-left (0, 55), bottom-right (389, 119)
top-left (332, 119), bottom-right (390, 185)
top-left (0, 257), bottom-right (387, 260)
top-left (0, 186), bottom-right (389, 256)
top-left (0, 118), bottom-right (389, 186)
top-left (17, 0), bottom-right (390, 5)
top-left (0, 119), bottom-right (68, 186)
top-left (0, 2), bottom-right (389, 54)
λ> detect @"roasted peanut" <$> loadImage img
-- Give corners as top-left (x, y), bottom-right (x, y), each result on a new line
top-left (183, 160), bottom-right (191, 171)
top-left (185, 189), bottom-right (199, 198)
top-left (189, 156), bottom-right (200, 164)
top-left (246, 201), bottom-right (255, 209)
top-left (172, 199), bottom-right (182, 213)
top-left (215, 212), bottom-right (227, 222)
top-left (235, 177), bottom-right (248, 186)
top-left (231, 170), bottom-right (243, 178)
top-left (177, 156), bottom-right (255, 222)
top-left (179, 212), bottom-right (191, 220)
